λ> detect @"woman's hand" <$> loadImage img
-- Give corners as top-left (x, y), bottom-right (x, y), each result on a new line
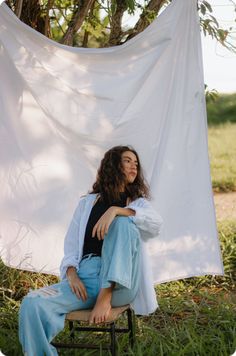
top-left (92, 206), bottom-right (117, 240)
top-left (66, 267), bottom-right (87, 301)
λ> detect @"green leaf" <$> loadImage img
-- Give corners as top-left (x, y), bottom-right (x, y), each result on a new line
top-left (209, 15), bottom-right (219, 27)
top-left (102, 15), bottom-right (109, 28)
top-left (200, 4), bottom-right (206, 16)
top-left (203, 1), bottom-right (212, 13)
top-left (125, 0), bottom-right (135, 14)
top-left (218, 29), bottom-right (228, 43)
top-left (111, 0), bottom-right (117, 15)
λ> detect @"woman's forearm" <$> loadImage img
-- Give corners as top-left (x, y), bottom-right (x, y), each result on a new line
top-left (113, 207), bottom-right (135, 217)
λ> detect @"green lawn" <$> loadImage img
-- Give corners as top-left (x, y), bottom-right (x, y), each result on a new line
top-left (208, 122), bottom-right (236, 192)
top-left (206, 93), bottom-right (236, 192)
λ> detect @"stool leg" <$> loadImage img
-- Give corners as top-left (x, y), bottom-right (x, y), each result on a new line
top-left (69, 321), bottom-right (74, 339)
top-left (127, 308), bottom-right (135, 349)
top-left (110, 322), bottom-right (116, 356)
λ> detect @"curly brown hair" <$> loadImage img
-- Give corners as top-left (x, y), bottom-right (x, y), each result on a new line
top-left (90, 145), bottom-right (150, 204)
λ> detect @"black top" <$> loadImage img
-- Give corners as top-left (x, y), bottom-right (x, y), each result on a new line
top-left (82, 192), bottom-right (128, 257)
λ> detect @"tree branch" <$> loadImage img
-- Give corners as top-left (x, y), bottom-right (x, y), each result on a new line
top-left (125, 0), bottom-right (167, 42)
top-left (44, 0), bottom-right (54, 37)
top-left (107, 0), bottom-right (127, 46)
top-left (62, 0), bottom-right (96, 46)
top-left (82, 0), bottom-right (96, 48)
top-left (15, 0), bottom-right (23, 18)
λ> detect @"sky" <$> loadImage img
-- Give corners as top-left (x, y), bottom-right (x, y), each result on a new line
top-left (201, 0), bottom-right (236, 93)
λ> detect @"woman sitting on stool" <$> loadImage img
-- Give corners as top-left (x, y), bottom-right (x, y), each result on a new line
top-left (19, 145), bottom-right (163, 356)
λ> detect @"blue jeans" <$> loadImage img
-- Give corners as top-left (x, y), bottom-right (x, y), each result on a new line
top-left (19, 216), bottom-right (141, 356)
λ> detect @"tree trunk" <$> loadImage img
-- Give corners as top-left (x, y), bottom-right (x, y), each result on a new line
top-left (20, 0), bottom-right (45, 34)
top-left (44, 0), bottom-right (54, 38)
top-left (125, 0), bottom-right (167, 42)
top-left (107, 0), bottom-right (127, 46)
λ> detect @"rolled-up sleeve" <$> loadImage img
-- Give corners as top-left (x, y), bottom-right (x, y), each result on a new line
top-left (126, 198), bottom-right (163, 240)
top-left (59, 197), bottom-right (85, 280)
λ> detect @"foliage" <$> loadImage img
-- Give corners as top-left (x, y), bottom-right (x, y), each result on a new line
top-left (198, 0), bottom-right (235, 52)
top-left (5, 0), bottom-right (236, 50)
top-left (205, 85), bottom-right (218, 103)
top-left (207, 93), bottom-right (236, 126)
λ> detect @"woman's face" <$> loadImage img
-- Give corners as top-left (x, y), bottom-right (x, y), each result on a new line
top-left (121, 151), bottom-right (138, 184)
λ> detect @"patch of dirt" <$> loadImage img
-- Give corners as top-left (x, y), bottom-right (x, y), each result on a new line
top-left (213, 192), bottom-right (236, 221)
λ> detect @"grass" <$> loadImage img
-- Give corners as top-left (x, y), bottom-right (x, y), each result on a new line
top-left (208, 122), bottom-right (236, 192)
top-left (206, 93), bottom-right (236, 192)
top-left (0, 220), bottom-right (235, 356)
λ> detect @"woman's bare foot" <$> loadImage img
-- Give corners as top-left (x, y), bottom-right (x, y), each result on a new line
top-left (89, 286), bottom-right (113, 324)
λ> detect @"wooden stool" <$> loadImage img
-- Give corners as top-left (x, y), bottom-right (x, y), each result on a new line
top-left (51, 305), bottom-right (135, 355)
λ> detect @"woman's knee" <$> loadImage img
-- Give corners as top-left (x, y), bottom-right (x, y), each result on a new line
top-left (20, 294), bottom-right (41, 319)
top-left (20, 287), bottom-right (55, 315)
top-left (112, 216), bottom-right (138, 231)
top-left (113, 216), bottom-right (129, 224)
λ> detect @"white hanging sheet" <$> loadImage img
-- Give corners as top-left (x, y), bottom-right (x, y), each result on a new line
top-left (0, 0), bottom-right (224, 282)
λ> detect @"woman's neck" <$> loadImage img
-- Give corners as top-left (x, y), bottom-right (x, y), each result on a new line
top-left (119, 183), bottom-right (126, 193)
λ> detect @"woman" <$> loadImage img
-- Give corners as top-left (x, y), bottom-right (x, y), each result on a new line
top-left (19, 145), bottom-right (163, 356)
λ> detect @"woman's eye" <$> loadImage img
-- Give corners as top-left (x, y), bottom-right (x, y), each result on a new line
top-left (123, 158), bottom-right (138, 167)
